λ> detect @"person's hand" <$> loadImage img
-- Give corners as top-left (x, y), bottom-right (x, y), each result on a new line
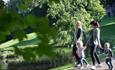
top-left (94, 49), bottom-right (96, 53)
top-left (83, 46), bottom-right (87, 50)
top-left (98, 44), bottom-right (103, 49)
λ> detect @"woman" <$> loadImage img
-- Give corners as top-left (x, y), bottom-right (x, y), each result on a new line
top-left (87, 20), bottom-right (102, 69)
top-left (72, 21), bottom-right (83, 66)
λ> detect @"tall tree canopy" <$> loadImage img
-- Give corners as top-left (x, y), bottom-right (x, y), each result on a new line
top-left (48, 0), bottom-right (105, 46)
top-left (0, 0), bottom-right (105, 60)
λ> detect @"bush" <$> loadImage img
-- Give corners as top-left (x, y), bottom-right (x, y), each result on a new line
top-left (8, 48), bottom-right (72, 70)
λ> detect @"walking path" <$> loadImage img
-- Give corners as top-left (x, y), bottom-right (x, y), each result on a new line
top-left (72, 57), bottom-right (115, 70)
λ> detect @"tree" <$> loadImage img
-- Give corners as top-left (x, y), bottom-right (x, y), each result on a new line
top-left (48, 0), bottom-right (105, 46)
top-left (100, 0), bottom-right (115, 7)
top-left (0, 0), bottom-right (105, 60)
top-left (0, 0), bottom-right (58, 60)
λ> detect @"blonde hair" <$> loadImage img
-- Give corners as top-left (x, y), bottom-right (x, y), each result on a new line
top-left (76, 21), bottom-right (82, 26)
top-left (104, 42), bottom-right (110, 48)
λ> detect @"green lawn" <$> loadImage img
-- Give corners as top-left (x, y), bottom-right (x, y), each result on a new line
top-left (50, 64), bottom-right (73, 70)
top-left (0, 33), bottom-right (37, 49)
top-left (100, 17), bottom-right (115, 44)
top-left (0, 17), bottom-right (115, 70)
top-left (0, 17), bottom-right (115, 50)
top-left (49, 17), bottom-right (115, 70)
top-left (100, 17), bottom-right (115, 26)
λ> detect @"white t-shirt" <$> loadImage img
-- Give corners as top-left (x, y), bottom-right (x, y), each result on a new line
top-left (76, 46), bottom-right (85, 58)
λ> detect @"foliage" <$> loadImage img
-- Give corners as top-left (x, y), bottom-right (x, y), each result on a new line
top-left (86, 0), bottom-right (105, 21)
top-left (100, 0), bottom-right (115, 7)
top-left (8, 48), bottom-right (71, 70)
top-left (48, 0), bottom-right (105, 46)
top-left (0, 0), bottom-right (58, 60)
top-left (0, 0), bottom-right (105, 60)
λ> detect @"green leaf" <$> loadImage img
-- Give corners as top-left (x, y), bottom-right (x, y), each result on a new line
top-left (0, 32), bottom-right (6, 41)
top-left (13, 29), bottom-right (27, 41)
top-left (24, 14), bottom-right (38, 27)
top-left (19, 4), bottom-right (28, 11)
top-left (0, 0), bottom-right (5, 9)
top-left (49, 0), bottom-right (60, 3)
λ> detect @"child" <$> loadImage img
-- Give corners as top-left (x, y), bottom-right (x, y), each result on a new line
top-left (104, 43), bottom-right (113, 70)
top-left (76, 40), bottom-right (89, 69)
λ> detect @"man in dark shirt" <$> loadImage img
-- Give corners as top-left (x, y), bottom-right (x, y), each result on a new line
top-left (72, 21), bottom-right (83, 66)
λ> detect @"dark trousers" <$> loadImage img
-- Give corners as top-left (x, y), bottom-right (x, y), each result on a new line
top-left (106, 58), bottom-right (113, 70)
top-left (72, 44), bottom-right (80, 64)
top-left (90, 44), bottom-right (100, 65)
top-left (79, 57), bottom-right (88, 66)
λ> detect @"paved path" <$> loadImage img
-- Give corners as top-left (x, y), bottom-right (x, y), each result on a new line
top-left (72, 58), bottom-right (115, 70)
top-left (51, 57), bottom-right (115, 70)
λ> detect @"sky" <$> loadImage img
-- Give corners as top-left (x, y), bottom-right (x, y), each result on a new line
top-left (3, 0), bottom-right (9, 3)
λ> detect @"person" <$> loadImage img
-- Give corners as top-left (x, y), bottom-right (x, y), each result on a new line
top-left (86, 20), bottom-right (102, 69)
top-left (72, 44), bottom-right (80, 66)
top-left (104, 43), bottom-right (113, 70)
top-left (76, 40), bottom-right (89, 69)
top-left (72, 21), bottom-right (83, 66)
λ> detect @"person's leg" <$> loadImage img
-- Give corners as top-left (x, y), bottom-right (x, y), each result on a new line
top-left (94, 52), bottom-right (101, 64)
top-left (77, 57), bottom-right (80, 64)
top-left (90, 47), bottom-right (95, 65)
top-left (108, 58), bottom-right (113, 70)
top-left (80, 57), bottom-right (85, 69)
top-left (106, 58), bottom-right (110, 69)
top-left (72, 56), bottom-right (77, 66)
top-left (90, 45), bottom-right (96, 69)
top-left (83, 58), bottom-right (88, 65)
top-left (80, 58), bottom-right (83, 67)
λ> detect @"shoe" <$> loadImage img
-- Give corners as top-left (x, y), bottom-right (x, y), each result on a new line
top-left (96, 64), bottom-right (101, 68)
top-left (74, 62), bottom-right (77, 65)
top-left (110, 66), bottom-right (113, 70)
top-left (80, 66), bottom-right (84, 70)
top-left (77, 64), bottom-right (81, 67)
top-left (85, 64), bottom-right (89, 67)
top-left (91, 65), bottom-right (96, 70)
top-left (73, 62), bottom-right (77, 67)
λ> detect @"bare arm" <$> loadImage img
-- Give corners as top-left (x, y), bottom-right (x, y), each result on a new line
top-left (93, 28), bottom-right (102, 48)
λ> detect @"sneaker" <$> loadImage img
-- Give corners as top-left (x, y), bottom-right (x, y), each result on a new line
top-left (77, 64), bottom-right (81, 67)
top-left (73, 62), bottom-right (77, 67)
top-left (74, 62), bottom-right (77, 65)
top-left (85, 64), bottom-right (89, 67)
top-left (110, 66), bottom-right (113, 70)
top-left (91, 65), bottom-right (96, 70)
top-left (80, 66), bottom-right (84, 70)
top-left (96, 64), bottom-right (101, 68)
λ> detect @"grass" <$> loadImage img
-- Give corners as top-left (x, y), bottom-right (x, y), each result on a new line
top-left (100, 17), bottom-right (115, 26)
top-left (49, 17), bottom-right (115, 70)
top-left (49, 64), bottom-right (73, 70)
top-left (0, 17), bottom-right (114, 49)
top-left (0, 33), bottom-right (38, 62)
top-left (0, 16), bottom-right (115, 70)
top-left (100, 17), bottom-right (115, 39)
top-left (0, 33), bottom-right (37, 49)
top-left (100, 17), bottom-right (115, 44)
top-left (49, 52), bottom-right (108, 70)
top-left (55, 48), bottom-right (72, 53)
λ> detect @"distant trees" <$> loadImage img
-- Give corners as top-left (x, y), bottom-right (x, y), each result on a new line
top-left (48, 0), bottom-right (105, 46)
top-left (100, 0), bottom-right (115, 6)
top-left (0, 0), bottom-right (105, 60)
